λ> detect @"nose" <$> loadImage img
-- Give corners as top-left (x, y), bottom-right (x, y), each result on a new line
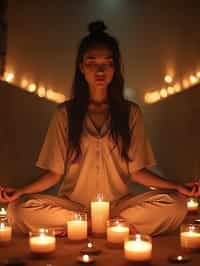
top-left (96, 64), bottom-right (105, 73)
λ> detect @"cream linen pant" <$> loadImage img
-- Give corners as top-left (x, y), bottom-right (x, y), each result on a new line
top-left (7, 190), bottom-right (187, 236)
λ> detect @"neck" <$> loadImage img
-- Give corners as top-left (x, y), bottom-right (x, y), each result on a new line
top-left (88, 87), bottom-right (108, 104)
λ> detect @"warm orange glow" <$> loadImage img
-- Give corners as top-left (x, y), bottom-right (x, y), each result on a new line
top-left (21, 79), bottom-right (28, 88)
top-left (160, 88), bottom-right (168, 98)
top-left (4, 72), bottom-right (14, 82)
top-left (189, 75), bottom-right (198, 85)
top-left (46, 89), bottom-right (65, 103)
top-left (164, 75), bottom-right (173, 83)
top-left (167, 86), bottom-right (175, 95)
top-left (182, 79), bottom-right (190, 89)
top-left (28, 83), bottom-right (37, 92)
top-left (37, 86), bottom-right (46, 98)
top-left (174, 83), bottom-right (181, 92)
top-left (144, 91), bottom-right (160, 104)
top-left (197, 72), bottom-right (200, 78)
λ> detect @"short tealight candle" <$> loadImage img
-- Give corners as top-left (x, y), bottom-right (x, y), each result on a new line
top-left (29, 228), bottom-right (56, 254)
top-left (80, 242), bottom-right (101, 255)
top-left (180, 224), bottom-right (200, 249)
top-left (187, 198), bottom-right (199, 212)
top-left (77, 254), bottom-right (95, 264)
top-left (91, 193), bottom-right (110, 236)
top-left (168, 255), bottom-right (191, 263)
top-left (0, 221), bottom-right (12, 244)
top-left (107, 218), bottom-right (129, 247)
top-left (67, 212), bottom-right (87, 241)
top-left (124, 234), bottom-right (152, 262)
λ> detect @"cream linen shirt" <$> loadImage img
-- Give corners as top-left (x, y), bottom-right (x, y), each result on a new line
top-left (36, 101), bottom-right (156, 207)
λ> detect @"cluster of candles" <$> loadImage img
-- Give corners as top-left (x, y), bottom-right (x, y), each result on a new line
top-left (0, 195), bottom-right (200, 264)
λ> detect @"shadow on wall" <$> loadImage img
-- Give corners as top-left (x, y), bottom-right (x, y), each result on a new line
top-left (0, 81), bottom-right (56, 190)
top-left (142, 84), bottom-right (200, 184)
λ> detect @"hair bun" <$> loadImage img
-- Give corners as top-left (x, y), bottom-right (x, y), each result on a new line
top-left (88, 21), bottom-right (107, 34)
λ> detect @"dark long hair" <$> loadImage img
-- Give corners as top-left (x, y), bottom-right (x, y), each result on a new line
top-left (67, 21), bottom-right (132, 162)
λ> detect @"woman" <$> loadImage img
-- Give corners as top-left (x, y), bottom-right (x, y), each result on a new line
top-left (1, 21), bottom-right (199, 236)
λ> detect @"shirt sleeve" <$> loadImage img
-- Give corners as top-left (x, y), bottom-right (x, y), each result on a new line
top-left (127, 104), bottom-right (156, 174)
top-left (36, 105), bottom-right (68, 175)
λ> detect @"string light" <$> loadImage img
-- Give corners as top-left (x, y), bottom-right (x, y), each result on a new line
top-left (1, 67), bottom-right (66, 103)
top-left (37, 86), bottom-right (46, 98)
top-left (3, 72), bottom-right (15, 83)
top-left (145, 70), bottom-right (200, 104)
top-left (28, 83), bottom-right (37, 93)
top-left (164, 75), bottom-right (173, 83)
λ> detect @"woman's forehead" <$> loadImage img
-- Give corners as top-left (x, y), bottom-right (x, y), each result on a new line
top-left (83, 47), bottom-right (113, 59)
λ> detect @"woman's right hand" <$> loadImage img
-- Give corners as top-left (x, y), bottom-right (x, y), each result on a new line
top-left (0, 186), bottom-right (22, 202)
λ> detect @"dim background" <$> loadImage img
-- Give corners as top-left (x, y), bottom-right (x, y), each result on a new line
top-left (0, 0), bottom-right (200, 193)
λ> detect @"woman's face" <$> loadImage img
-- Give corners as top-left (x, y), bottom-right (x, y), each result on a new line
top-left (80, 47), bottom-right (114, 92)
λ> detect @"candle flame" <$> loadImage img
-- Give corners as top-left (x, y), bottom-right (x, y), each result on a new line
top-left (135, 234), bottom-right (141, 242)
top-left (88, 242), bottom-right (92, 248)
top-left (96, 193), bottom-right (104, 202)
top-left (177, 256), bottom-right (183, 261)
top-left (0, 223), bottom-right (5, 228)
top-left (0, 208), bottom-right (7, 215)
top-left (75, 212), bottom-right (82, 221)
top-left (83, 254), bottom-right (90, 262)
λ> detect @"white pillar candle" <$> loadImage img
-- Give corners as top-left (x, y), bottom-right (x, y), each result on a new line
top-left (181, 230), bottom-right (200, 249)
top-left (124, 234), bottom-right (152, 262)
top-left (67, 220), bottom-right (87, 240)
top-left (91, 194), bottom-right (110, 234)
top-left (107, 224), bottom-right (129, 244)
top-left (29, 231), bottom-right (56, 254)
top-left (0, 222), bottom-right (12, 243)
top-left (187, 199), bottom-right (199, 212)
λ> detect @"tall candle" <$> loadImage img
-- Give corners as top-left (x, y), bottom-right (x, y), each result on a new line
top-left (91, 194), bottom-right (109, 234)
top-left (0, 222), bottom-right (12, 243)
top-left (124, 234), bottom-right (152, 262)
top-left (29, 230), bottom-right (56, 254)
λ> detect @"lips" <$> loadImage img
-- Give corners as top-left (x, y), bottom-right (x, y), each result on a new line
top-left (95, 76), bottom-right (105, 82)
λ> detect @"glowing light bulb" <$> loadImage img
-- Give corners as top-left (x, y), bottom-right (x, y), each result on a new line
top-left (160, 88), bottom-right (168, 98)
top-left (4, 72), bottom-right (14, 82)
top-left (164, 75), bottom-right (173, 83)
top-left (37, 86), bottom-right (46, 97)
top-left (28, 83), bottom-right (37, 92)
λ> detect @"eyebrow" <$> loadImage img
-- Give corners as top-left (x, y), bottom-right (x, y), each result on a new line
top-left (85, 55), bottom-right (113, 60)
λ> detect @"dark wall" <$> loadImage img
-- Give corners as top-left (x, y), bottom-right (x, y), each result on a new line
top-left (0, 81), bottom-right (56, 187)
top-left (143, 84), bottom-right (200, 183)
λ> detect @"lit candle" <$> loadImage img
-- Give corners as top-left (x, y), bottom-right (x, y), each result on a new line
top-left (168, 255), bottom-right (191, 263)
top-left (181, 225), bottom-right (200, 249)
top-left (80, 242), bottom-right (101, 255)
top-left (187, 198), bottom-right (199, 212)
top-left (107, 219), bottom-right (129, 244)
top-left (77, 254), bottom-right (95, 264)
top-left (124, 234), bottom-right (152, 262)
top-left (91, 193), bottom-right (110, 235)
top-left (0, 208), bottom-right (7, 218)
top-left (67, 213), bottom-right (87, 241)
top-left (29, 229), bottom-right (56, 254)
top-left (0, 222), bottom-right (12, 243)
